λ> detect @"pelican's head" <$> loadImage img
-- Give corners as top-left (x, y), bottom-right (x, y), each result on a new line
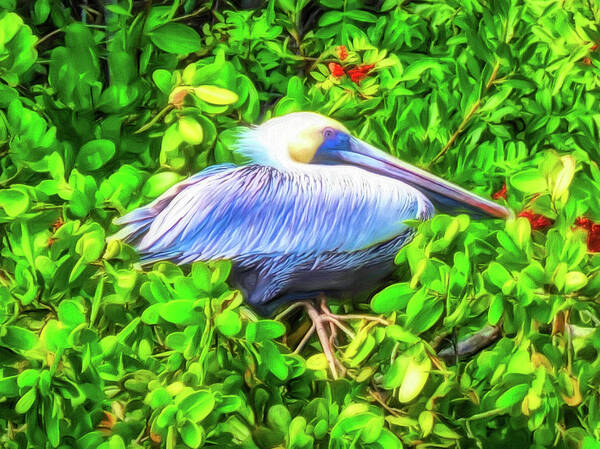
top-left (238, 112), bottom-right (350, 167)
top-left (238, 112), bottom-right (510, 218)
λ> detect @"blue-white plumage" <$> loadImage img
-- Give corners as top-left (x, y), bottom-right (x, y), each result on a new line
top-left (111, 112), bottom-right (509, 315)
top-left (112, 163), bottom-right (433, 313)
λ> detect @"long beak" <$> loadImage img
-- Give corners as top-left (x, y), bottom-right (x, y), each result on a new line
top-left (335, 138), bottom-right (511, 219)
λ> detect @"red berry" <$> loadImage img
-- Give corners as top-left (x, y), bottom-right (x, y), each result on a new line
top-left (518, 210), bottom-right (553, 230)
top-left (492, 183), bottom-right (507, 200)
top-left (347, 65), bottom-right (375, 85)
top-left (575, 217), bottom-right (593, 231)
top-left (337, 45), bottom-right (348, 61)
top-left (588, 224), bottom-right (600, 252)
top-left (328, 62), bottom-right (345, 78)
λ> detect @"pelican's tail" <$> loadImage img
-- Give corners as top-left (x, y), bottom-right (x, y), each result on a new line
top-left (107, 207), bottom-right (156, 246)
top-left (108, 202), bottom-right (187, 264)
top-left (107, 164), bottom-right (237, 262)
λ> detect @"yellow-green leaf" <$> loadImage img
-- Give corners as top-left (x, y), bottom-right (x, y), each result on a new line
top-left (178, 116), bottom-right (204, 145)
top-left (552, 155), bottom-right (575, 202)
top-left (194, 85), bottom-right (239, 105)
top-left (306, 353), bottom-right (329, 371)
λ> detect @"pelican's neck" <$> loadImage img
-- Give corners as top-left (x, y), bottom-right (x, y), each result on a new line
top-left (236, 126), bottom-right (306, 170)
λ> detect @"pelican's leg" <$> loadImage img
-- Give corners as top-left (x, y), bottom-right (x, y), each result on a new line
top-left (329, 320), bottom-right (338, 346)
top-left (295, 296), bottom-right (384, 379)
top-left (293, 322), bottom-right (315, 354)
top-left (319, 297), bottom-right (390, 326)
top-left (302, 300), bottom-right (340, 379)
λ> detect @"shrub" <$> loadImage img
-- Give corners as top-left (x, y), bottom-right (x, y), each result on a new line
top-left (1, 1), bottom-right (600, 448)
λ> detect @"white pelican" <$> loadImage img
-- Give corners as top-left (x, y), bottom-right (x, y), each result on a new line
top-left (111, 112), bottom-right (510, 377)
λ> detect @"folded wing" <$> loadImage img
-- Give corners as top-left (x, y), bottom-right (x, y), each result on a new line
top-left (110, 164), bottom-right (433, 265)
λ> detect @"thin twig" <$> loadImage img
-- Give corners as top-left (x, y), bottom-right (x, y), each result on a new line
top-left (429, 99), bottom-right (481, 166)
top-left (437, 325), bottom-right (501, 363)
top-left (35, 28), bottom-right (64, 47)
top-left (566, 311), bottom-right (573, 373)
top-left (172, 5), bottom-right (210, 21)
top-left (486, 61), bottom-right (501, 90)
top-left (429, 60), bottom-right (501, 166)
top-left (368, 388), bottom-right (403, 417)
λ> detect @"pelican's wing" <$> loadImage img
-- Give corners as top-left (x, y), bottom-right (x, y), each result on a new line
top-left (110, 164), bottom-right (433, 265)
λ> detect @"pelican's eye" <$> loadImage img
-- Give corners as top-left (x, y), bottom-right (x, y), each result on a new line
top-left (323, 127), bottom-right (336, 139)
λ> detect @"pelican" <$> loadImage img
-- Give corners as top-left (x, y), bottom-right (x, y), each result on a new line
top-left (111, 112), bottom-right (510, 377)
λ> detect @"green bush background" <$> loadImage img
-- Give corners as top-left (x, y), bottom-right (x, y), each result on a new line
top-left (1, 0), bottom-right (600, 448)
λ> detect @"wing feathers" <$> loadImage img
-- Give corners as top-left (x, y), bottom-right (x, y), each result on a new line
top-left (111, 164), bottom-right (433, 265)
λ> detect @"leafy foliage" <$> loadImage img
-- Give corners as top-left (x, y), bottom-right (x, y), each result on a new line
top-left (1, 0), bottom-right (600, 448)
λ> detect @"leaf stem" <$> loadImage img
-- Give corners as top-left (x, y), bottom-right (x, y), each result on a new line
top-left (134, 104), bottom-right (173, 134)
top-left (460, 407), bottom-right (508, 421)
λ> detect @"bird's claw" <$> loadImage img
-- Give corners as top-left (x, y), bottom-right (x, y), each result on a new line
top-left (296, 297), bottom-right (389, 379)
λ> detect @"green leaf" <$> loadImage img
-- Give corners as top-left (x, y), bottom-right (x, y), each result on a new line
top-left (17, 369), bottom-right (40, 388)
top-left (496, 384), bottom-right (529, 408)
top-left (159, 300), bottom-right (202, 325)
top-left (58, 300), bottom-right (85, 327)
top-left (180, 420), bottom-right (204, 448)
top-left (156, 404), bottom-right (178, 428)
top-left (267, 404), bottom-right (291, 432)
top-left (180, 391), bottom-right (215, 422)
top-left (318, 11), bottom-right (343, 26)
top-left (361, 415), bottom-right (384, 443)
top-left (76, 139), bottom-right (116, 171)
top-left (191, 262), bottom-right (211, 291)
top-left (215, 310), bottom-right (242, 337)
top-left (141, 304), bottom-right (161, 325)
top-left (15, 387), bottom-right (36, 414)
top-left (75, 226), bottom-right (105, 263)
top-left (564, 271), bottom-right (587, 293)
top-left (488, 295), bottom-right (503, 325)
top-left (397, 355), bottom-right (431, 403)
top-left (432, 423), bottom-right (461, 439)
top-left (510, 169), bottom-right (548, 193)
top-left (305, 353), bottom-right (329, 371)
top-left (245, 320), bottom-right (286, 342)
top-left (486, 262), bottom-right (512, 289)
top-left (344, 10), bottom-right (378, 22)
top-left (0, 188), bottom-right (29, 217)
top-left (552, 155), bottom-right (575, 201)
top-left (153, 69), bottom-right (173, 94)
top-left (142, 172), bottom-right (184, 198)
top-left (261, 341), bottom-right (288, 380)
top-left (0, 376), bottom-right (18, 396)
top-left (150, 23), bottom-right (202, 54)
top-left (108, 435), bottom-right (125, 449)
top-left (45, 401), bottom-right (60, 447)
top-left (165, 332), bottom-right (187, 351)
top-left (371, 282), bottom-right (414, 314)
top-left (147, 388), bottom-right (172, 409)
top-left (374, 429), bottom-right (403, 449)
top-left (582, 436), bottom-right (600, 449)
top-left (419, 410), bottom-right (434, 437)
top-left (2, 326), bottom-right (38, 350)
